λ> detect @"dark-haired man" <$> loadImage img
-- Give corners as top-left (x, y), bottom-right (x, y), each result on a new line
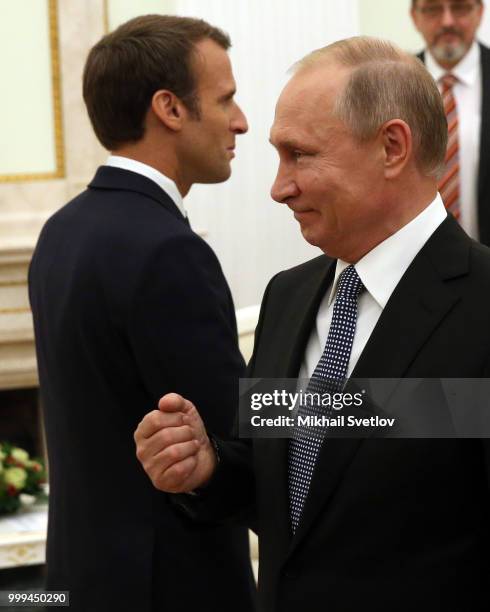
top-left (411, 0), bottom-right (490, 243)
top-left (29, 15), bottom-right (254, 612)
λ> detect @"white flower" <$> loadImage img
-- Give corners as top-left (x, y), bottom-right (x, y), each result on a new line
top-left (19, 493), bottom-right (36, 507)
top-left (11, 448), bottom-right (30, 465)
top-left (4, 467), bottom-right (27, 490)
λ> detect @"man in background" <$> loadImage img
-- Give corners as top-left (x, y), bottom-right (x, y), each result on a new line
top-left (411, 0), bottom-right (490, 243)
top-left (135, 36), bottom-right (490, 612)
top-left (29, 15), bottom-right (255, 612)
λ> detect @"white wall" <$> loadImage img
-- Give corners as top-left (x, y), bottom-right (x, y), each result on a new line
top-left (358, 0), bottom-right (424, 51)
top-left (108, 0), bottom-right (359, 308)
top-left (103, 0), bottom-right (490, 310)
top-left (107, 0), bottom-right (177, 26)
top-left (166, 0), bottom-right (359, 308)
top-left (0, 3), bottom-right (56, 175)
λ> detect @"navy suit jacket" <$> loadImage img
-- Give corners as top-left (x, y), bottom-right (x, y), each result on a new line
top-left (29, 166), bottom-right (256, 612)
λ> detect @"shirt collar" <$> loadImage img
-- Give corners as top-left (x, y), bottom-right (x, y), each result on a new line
top-left (106, 155), bottom-right (186, 218)
top-left (328, 194), bottom-right (447, 308)
top-left (425, 40), bottom-right (480, 87)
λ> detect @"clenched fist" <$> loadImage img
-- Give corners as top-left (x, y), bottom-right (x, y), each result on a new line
top-left (134, 393), bottom-right (217, 493)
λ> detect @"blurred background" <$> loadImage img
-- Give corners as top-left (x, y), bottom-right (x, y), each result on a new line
top-left (1, 0), bottom-right (489, 596)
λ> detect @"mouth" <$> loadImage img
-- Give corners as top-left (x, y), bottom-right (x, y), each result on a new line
top-left (435, 29), bottom-right (462, 44)
top-left (227, 146), bottom-right (235, 159)
top-left (289, 206), bottom-right (316, 222)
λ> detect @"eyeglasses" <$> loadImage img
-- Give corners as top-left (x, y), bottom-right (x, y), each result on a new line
top-left (416, 3), bottom-right (478, 18)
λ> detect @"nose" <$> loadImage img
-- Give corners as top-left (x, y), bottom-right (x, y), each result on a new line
top-left (231, 102), bottom-right (248, 135)
top-left (270, 164), bottom-right (300, 203)
top-left (441, 4), bottom-right (456, 26)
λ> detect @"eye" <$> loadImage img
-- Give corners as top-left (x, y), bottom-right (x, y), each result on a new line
top-left (292, 150), bottom-right (305, 160)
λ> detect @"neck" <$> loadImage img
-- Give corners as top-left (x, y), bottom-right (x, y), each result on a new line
top-left (112, 143), bottom-right (191, 197)
top-left (337, 176), bottom-right (438, 264)
top-left (435, 58), bottom-right (461, 71)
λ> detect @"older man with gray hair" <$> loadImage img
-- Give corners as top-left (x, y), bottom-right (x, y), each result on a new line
top-left (411, 0), bottom-right (490, 244)
top-left (135, 36), bottom-right (490, 612)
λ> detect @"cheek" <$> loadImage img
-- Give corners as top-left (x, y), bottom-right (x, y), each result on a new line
top-left (465, 21), bottom-right (481, 41)
top-left (300, 167), bottom-right (336, 203)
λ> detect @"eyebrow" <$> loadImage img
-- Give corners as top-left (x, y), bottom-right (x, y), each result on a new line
top-left (218, 88), bottom-right (236, 102)
top-left (269, 136), bottom-right (305, 150)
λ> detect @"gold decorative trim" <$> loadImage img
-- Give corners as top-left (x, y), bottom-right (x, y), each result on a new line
top-left (0, 308), bottom-right (30, 315)
top-left (0, 0), bottom-right (65, 183)
top-left (0, 280), bottom-right (28, 288)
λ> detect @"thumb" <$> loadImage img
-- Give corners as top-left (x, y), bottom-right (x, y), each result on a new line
top-left (158, 393), bottom-right (188, 413)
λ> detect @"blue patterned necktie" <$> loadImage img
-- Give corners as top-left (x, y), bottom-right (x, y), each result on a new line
top-left (288, 265), bottom-right (365, 533)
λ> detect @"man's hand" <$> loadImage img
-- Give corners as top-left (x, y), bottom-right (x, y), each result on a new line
top-left (134, 393), bottom-right (217, 493)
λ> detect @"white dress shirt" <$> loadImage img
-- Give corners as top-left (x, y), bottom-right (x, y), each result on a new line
top-left (106, 155), bottom-right (187, 218)
top-left (425, 41), bottom-right (482, 240)
top-left (298, 195), bottom-right (447, 379)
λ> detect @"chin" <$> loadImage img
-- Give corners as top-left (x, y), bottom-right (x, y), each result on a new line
top-left (300, 226), bottom-right (323, 249)
top-left (198, 167), bottom-right (232, 185)
top-left (208, 163), bottom-right (232, 184)
top-left (300, 226), bottom-right (343, 257)
top-left (432, 42), bottom-right (467, 64)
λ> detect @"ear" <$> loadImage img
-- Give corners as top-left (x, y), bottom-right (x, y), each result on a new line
top-left (150, 89), bottom-right (187, 132)
top-left (381, 120), bottom-right (412, 180)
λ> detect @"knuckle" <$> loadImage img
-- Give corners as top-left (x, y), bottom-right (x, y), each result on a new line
top-left (182, 425), bottom-right (194, 439)
top-left (142, 460), bottom-right (154, 476)
top-left (167, 445), bottom-right (181, 462)
top-left (135, 442), bottom-right (149, 463)
top-left (148, 410), bottom-right (161, 428)
top-left (172, 462), bottom-right (188, 480)
top-left (159, 427), bottom-right (176, 447)
top-left (152, 475), bottom-right (163, 490)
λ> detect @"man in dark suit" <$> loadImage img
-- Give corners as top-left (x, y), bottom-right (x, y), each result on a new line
top-left (411, 0), bottom-right (490, 244)
top-left (29, 15), bottom-right (256, 612)
top-left (135, 36), bottom-right (490, 612)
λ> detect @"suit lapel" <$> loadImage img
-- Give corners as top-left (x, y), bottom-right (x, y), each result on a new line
top-left (478, 44), bottom-right (490, 239)
top-left (283, 259), bottom-right (337, 378)
top-left (88, 165), bottom-right (188, 225)
top-left (257, 258), bottom-right (336, 555)
top-left (287, 216), bottom-right (469, 557)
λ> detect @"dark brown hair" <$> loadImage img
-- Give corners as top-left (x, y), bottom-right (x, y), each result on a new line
top-left (83, 15), bottom-right (231, 150)
top-left (411, 0), bottom-right (482, 6)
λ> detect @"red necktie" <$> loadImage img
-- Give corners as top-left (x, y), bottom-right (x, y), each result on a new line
top-left (438, 73), bottom-right (461, 222)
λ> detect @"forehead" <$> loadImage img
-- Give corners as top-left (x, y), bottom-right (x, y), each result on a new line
top-left (270, 63), bottom-right (351, 141)
top-left (416, 0), bottom-right (475, 4)
top-left (193, 38), bottom-right (235, 93)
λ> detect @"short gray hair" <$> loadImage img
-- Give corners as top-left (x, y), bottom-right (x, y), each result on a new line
top-left (295, 36), bottom-right (447, 178)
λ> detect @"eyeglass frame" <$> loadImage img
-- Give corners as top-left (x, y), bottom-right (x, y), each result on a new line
top-left (415, 2), bottom-right (481, 19)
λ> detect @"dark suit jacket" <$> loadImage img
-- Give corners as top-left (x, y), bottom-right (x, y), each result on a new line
top-left (28, 166), bottom-right (256, 612)
top-left (191, 215), bottom-right (490, 612)
top-left (419, 42), bottom-right (490, 245)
